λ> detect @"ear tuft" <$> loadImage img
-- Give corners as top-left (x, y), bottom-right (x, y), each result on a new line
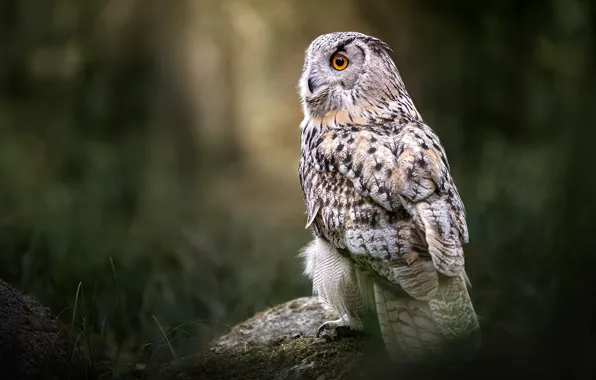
top-left (366, 36), bottom-right (393, 54)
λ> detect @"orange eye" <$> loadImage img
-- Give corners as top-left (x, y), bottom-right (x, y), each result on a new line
top-left (331, 53), bottom-right (349, 71)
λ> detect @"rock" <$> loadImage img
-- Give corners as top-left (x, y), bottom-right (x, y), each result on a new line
top-left (0, 279), bottom-right (87, 380)
top-left (147, 297), bottom-right (389, 380)
top-left (144, 296), bottom-right (550, 380)
top-left (209, 296), bottom-right (339, 353)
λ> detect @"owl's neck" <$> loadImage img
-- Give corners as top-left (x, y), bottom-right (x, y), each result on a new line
top-left (303, 97), bottom-right (422, 131)
top-left (300, 97), bottom-right (421, 155)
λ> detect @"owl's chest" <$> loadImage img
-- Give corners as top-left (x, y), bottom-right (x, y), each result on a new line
top-left (299, 158), bottom-right (418, 261)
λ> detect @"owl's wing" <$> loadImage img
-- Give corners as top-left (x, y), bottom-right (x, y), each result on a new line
top-left (313, 122), bottom-right (468, 277)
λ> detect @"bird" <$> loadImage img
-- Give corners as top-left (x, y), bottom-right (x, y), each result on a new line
top-left (297, 31), bottom-right (480, 362)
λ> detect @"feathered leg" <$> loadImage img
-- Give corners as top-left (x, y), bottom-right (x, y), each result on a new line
top-left (300, 237), bottom-right (373, 337)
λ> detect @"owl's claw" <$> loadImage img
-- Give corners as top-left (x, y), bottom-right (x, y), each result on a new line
top-left (316, 320), bottom-right (338, 337)
top-left (316, 319), bottom-right (358, 340)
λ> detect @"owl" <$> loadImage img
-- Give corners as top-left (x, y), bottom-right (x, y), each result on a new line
top-left (297, 32), bottom-right (480, 362)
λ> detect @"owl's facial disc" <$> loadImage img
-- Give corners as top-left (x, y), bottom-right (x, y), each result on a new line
top-left (299, 32), bottom-right (403, 121)
top-left (300, 38), bottom-right (367, 110)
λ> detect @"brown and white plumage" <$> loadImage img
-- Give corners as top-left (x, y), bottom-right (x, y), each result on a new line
top-left (297, 32), bottom-right (479, 361)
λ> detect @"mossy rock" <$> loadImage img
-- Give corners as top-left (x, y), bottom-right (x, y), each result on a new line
top-left (146, 297), bottom-right (389, 380)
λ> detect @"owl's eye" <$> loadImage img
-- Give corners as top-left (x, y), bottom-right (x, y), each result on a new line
top-left (331, 53), bottom-right (349, 71)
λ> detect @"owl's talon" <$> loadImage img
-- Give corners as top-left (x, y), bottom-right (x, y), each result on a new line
top-left (316, 320), bottom-right (357, 340)
top-left (316, 321), bottom-right (333, 338)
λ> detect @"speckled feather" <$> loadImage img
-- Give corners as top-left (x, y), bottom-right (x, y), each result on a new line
top-left (297, 32), bottom-right (479, 360)
top-left (300, 121), bottom-right (469, 277)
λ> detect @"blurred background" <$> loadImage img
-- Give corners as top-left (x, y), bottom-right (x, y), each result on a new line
top-left (1, 0), bottom-right (595, 376)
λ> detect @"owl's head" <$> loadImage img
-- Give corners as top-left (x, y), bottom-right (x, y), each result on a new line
top-left (299, 32), bottom-right (404, 118)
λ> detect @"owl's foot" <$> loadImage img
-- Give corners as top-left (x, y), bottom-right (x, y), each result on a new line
top-left (316, 319), bottom-right (361, 340)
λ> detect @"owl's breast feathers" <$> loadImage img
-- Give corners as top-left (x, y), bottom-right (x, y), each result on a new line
top-left (299, 120), bottom-right (468, 278)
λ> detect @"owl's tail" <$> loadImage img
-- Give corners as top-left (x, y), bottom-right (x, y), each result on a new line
top-left (374, 274), bottom-right (480, 362)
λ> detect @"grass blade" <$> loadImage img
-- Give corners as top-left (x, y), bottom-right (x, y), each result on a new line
top-left (152, 315), bottom-right (177, 361)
